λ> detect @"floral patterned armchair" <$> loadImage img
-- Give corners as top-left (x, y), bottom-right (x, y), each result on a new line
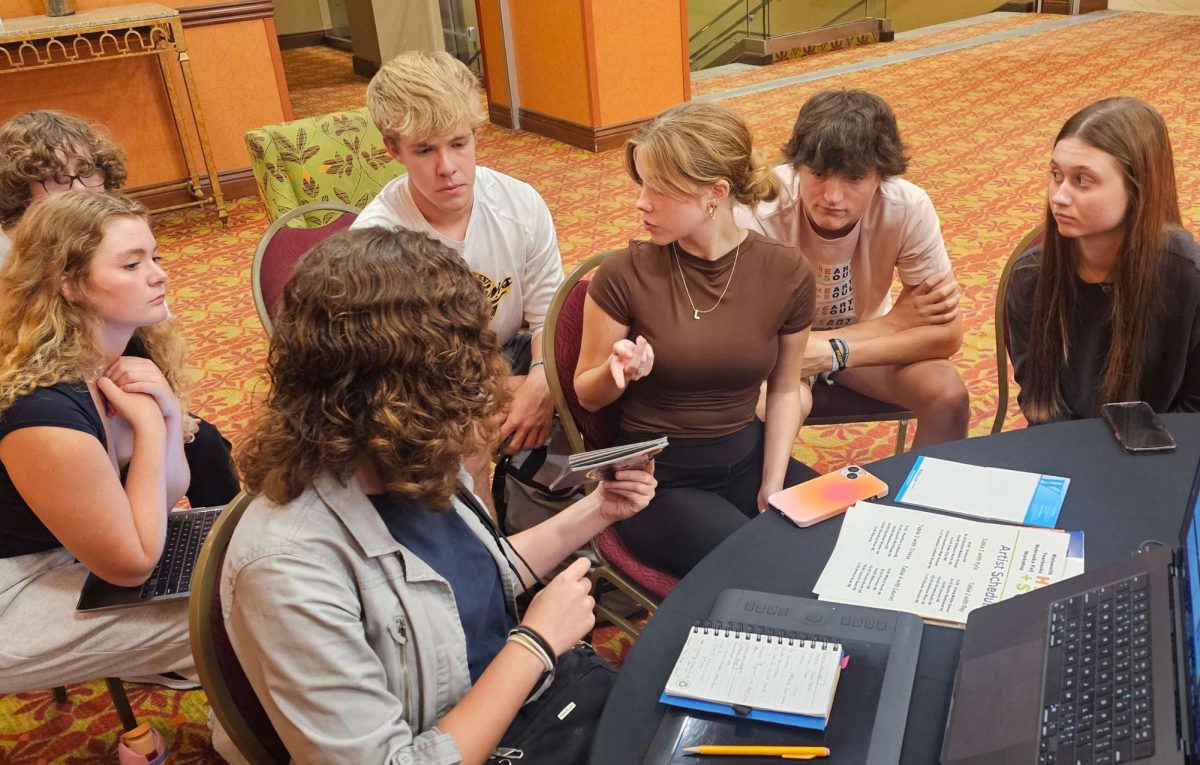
top-left (245, 109), bottom-right (401, 226)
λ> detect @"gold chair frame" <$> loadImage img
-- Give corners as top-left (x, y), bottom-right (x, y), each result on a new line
top-left (992, 223), bottom-right (1047, 434)
top-left (188, 492), bottom-right (286, 765)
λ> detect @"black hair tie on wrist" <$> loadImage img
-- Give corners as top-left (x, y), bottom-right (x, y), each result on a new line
top-left (510, 624), bottom-right (558, 666)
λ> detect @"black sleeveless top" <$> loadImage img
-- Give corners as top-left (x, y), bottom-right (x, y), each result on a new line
top-left (0, 381), bottom-right (104, 558)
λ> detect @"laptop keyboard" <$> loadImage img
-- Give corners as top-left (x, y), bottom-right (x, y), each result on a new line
top-left (138, 510), bottom-right (218, 598)
top-left (1038, 575), bottom-right (1155, 764)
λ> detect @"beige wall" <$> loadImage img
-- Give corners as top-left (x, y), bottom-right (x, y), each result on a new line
top-left (888, 0), bottom-right (1004, 32)
top-left (273, 0), bottom-right (327, 36)
top-left (689, 0), bottom-right (1006, 65)
top-left (347, 0), bottom-right (443, 67)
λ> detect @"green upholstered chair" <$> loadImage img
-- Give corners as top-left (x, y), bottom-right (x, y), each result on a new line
top-left (245, 108), bottom-right (401, 227)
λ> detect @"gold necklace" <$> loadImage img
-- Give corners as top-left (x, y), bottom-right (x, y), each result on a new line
top-left (671, 238), bottom-right (742, 320)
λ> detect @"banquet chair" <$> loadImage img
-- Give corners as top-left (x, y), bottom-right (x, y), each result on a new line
top-left (992, 223), bottom-right (1047, 434)
top-left (542, 252), bottom-right (680, 636)
top-left (251, 202), bottom-right (360, 336)
top-left (245, 108), bottom-right (398, 223)
top-left (189, 492), bottom-right (290, 765)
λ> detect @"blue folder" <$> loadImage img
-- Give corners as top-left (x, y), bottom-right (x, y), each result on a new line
top-left (658, 692), bottom-right (831, 730)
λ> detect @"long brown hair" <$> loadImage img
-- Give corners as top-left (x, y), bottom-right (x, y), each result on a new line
top-left (0, 192), bottom-right (187, 414)
top-left (1022, 97), bottom-right (1181, 423)
top-left (237, 227), bottom-right (510, 507)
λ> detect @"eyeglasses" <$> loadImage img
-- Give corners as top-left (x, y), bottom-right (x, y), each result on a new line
top-left (39, 170), bottom-right (106, 193)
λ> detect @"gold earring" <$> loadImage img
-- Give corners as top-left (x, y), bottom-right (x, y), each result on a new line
top-left (707, 203), bottom-right (718, 220)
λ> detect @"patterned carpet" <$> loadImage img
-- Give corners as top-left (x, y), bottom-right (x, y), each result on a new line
top-left (5, 10), bottom-right (1200, 762)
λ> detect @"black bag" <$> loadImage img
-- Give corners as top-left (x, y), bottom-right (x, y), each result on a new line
top-left (453, 487), bottom-right (614, 765)
top-left (489, 643), bottom-right (617, 765)
top-left (491, 420), bottom-right (584, 535)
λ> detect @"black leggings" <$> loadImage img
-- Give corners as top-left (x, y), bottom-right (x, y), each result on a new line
top-left (183, 417), bottom-right (241, 508)
top-left (614, 420), bottom-right (816, 578)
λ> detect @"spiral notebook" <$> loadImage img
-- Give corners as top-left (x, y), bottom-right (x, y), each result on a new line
top-left (660, 622), bottom-right (846, 731)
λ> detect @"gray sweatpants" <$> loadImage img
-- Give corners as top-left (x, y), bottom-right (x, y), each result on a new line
top-left (0, 547), bottom-right (195, 694)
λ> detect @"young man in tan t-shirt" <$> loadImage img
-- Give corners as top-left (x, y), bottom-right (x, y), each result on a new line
top-left (736, 89), bottom-right (969, 446)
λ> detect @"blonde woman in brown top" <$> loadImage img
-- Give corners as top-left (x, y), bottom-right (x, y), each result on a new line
top-left (575, 103), bottom-right (818, 577)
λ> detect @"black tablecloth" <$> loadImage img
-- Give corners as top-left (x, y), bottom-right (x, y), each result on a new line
top-left (592, 414), bottom-right (1200, 764)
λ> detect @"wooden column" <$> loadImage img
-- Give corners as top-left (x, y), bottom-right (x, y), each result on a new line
top-left (475, 0), bottom-right (690, 152)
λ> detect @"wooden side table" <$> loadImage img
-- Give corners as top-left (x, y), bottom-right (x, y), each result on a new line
top-left (0, 3), bottom-right (228, 224)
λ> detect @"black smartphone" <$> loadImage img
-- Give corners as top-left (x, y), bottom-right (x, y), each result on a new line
top-left (1101, 401), bottom-right (1176, 453)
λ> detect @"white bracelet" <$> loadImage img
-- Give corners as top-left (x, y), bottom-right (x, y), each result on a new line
top-left (507, 632), bottom-right (554, 672)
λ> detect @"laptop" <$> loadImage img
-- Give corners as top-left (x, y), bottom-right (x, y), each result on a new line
top-left (942, 460), bottom-right (1200, 764)
top-left (76, 506), bottom-right (221, 612)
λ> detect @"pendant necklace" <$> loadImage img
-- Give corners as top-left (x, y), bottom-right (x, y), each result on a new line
top-left (672, 237), bottom-right (742, 320)
top-left (1079, 257), bottom-right (1113, 294)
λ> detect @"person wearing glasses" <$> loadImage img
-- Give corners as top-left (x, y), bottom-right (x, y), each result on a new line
top-left (0, 111), bottom-right (124, 264)
top-left (0, 110), bottom-right (239, 514)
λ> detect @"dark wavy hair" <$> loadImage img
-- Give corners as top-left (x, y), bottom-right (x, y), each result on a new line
top-left (0, 111), bottom-right (128, 229)
top-left (781, 89), bottom-right (908, 179)
top-left (237, 227), bottom-right (511, 508)
top-left (1020, 96), bottom-right (1181, 423)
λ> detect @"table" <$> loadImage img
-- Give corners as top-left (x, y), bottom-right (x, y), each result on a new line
top-left (592, 414), bottom-right (1200, 764)
top-left (0, 3), bottom-right (227, 224)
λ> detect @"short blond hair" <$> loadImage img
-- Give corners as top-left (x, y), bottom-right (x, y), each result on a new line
top-left (624, 102), bottom-right (778, 206)
top-left (366, 51), bottom-right (485, 143)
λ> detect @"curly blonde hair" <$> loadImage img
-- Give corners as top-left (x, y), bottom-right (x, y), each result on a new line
top-left (238, 227), bottom-right (510, 508)
top-left (0, 110), bottom-right (128, 229)
top-left (0, 191), bottom-right (188, 414)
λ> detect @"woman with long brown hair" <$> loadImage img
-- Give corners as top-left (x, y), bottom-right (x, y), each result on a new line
top-left (220, 226), bottom-right (655, 765)
top-left (0, 191), bottom-right (195, 693)
top-left (1007, 96), bottom-right (1200, 423)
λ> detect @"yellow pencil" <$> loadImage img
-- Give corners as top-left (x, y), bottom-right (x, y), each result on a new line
top-left (683, 745), bottom-right (831, 759)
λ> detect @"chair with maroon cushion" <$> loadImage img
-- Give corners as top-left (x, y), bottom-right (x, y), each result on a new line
top-left (542, 252), bottom-right (679, 636)
top-left (189, 492), bottom-right (290, 765)
top-left (992, 223), bottom-right (1047, 434)
top-left (251, 202), bottom-right (360, 336)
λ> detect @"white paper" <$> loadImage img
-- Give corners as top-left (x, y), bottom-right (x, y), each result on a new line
top-left (814, 502), bottom-right (1074, 626)
top-left (893, 456), bottom-right (1069, 527)
top-left (664, 626), bottom-right (841, 716)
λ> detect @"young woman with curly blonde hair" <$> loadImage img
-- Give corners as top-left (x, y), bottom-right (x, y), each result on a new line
top-left (220, 226), bottom-right (656, 765)
top-left (0, 191), bottom-right (196, 693)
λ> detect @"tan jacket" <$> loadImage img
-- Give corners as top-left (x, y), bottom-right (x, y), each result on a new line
top-left (221, 471), bottom-right (521, 765)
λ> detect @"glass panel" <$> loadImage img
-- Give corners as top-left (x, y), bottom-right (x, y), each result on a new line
top-left (765, 0), bottom-right (870, 39)
top-left (865, 0), bottom-right (889, 19)
top-left (439, 0), bottom-right (482, 77)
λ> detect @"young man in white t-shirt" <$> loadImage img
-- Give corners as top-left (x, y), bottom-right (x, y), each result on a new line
top-left (736, 90), bottom-right (968, 446)
top-left (353, 51), bottom-right (565, 500)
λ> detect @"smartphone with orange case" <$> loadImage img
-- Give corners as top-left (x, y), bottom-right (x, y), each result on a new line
top-left (769, 465), bottom-right (889, 527)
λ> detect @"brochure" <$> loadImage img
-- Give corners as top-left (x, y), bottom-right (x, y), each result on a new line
top-left (813, 502), bottom-right (1083, 627)
top-left (547, 437), bottom-right (667, 491)
top-left (894, 456), bottom-right (1069, 527)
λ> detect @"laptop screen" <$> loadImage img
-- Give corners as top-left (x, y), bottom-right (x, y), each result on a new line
top-left (1181, 462), bottom-right (1200, 748)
